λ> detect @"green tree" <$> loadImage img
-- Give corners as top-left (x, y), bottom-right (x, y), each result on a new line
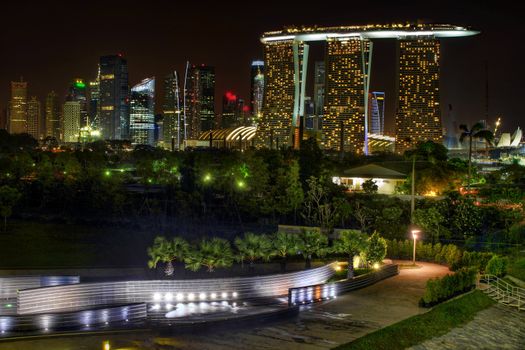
top-left (333, 230), bottom-right (369, 278)
top-left (272, 232), bottom-right (301, 271)
top-left (414, 207), bottom-right (446, 243)
top-left (0, 186), bottom-right (21, 231)
top-left (147, 236), bottom-right (189, 276)
top-left (362, 179), bottom-right (378, 194)
top-left (459, 123), bottom-right (494, 192)
top-left (185, 238), bottom-right (234, 272)
top-left (235, 233), bottom-right (273, 269)
top-left (364, 231), bottom-right (387, 266)
top-left (302, 176), bottom-right (339, 234)
top-left (297, 230), bottom-right (329, 269)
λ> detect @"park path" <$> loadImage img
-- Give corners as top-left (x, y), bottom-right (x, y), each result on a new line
top-left (408, 303), bottom-right (525, 350)
top-left (0, 261), bottom-right (449, 350)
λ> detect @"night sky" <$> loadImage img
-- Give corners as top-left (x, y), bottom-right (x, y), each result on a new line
top-left (0, 1), bottom-right (523, 134)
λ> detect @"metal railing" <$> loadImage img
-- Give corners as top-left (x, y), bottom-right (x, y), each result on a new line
top-left (478, 274), bottom-right (524, 311)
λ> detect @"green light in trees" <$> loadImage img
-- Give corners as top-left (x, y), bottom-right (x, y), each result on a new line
top-left (74, 79), bottom-right (86, 89)
top-left (237, 180), bottom-right (245, 189)
top-left (104, 170), bottom-right (111, 176)
top-left (148, 178), bottom-right (153, 183)
top-left (120, 169), bottom-right (125, 173)
top-left (203, 173), bottom-right (212, 183)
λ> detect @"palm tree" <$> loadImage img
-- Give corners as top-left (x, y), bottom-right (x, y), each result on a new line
top-left (234, 233), bottom-right (273, 270)
top-left (272, 232), bottom-right (301, 272)
top-left (332, 230), bottom-right (369, 279)
top-left (147, 236), bottom-right (189, 276)
top-left (459, 123), bottom-right (494, 193)
top-left (185, 238), bottom-right (233, 272)
top-left (297, 230), bottom-right (328, 269)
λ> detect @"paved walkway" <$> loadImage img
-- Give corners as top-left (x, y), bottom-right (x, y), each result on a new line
top-left (0, 261), bottom-right (448, 350)
top-left (408, 303), bottom-right (525, 350)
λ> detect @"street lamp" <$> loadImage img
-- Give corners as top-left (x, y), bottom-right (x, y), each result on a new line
top-left (411, 229), bottom-right (420, 265)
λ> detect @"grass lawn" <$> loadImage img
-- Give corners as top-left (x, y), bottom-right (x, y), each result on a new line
top-left (507, 256), bottom-right (525, 281)
top-left (333, 290), bottom-right (495, 350)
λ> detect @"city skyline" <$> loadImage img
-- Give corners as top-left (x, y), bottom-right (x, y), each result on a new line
top-left (0, 1), bottom-right (523, 135)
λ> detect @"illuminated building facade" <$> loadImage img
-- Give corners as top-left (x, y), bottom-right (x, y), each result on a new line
top-left (45, 91), bottom-right (61, 140)
top-left (369, 91), bottom-right (385, 135)
top-left (186, 65), bottom-right (215, 139)
top-left (130, 77), bottom-right (155, 146)
top-left (89, 66), bottom-right (100, 129)
top-left (222, 91), bottom-right (240, 128)
top-left (250, 60), bottom-right (264, 125)
top-left (323, 38), bottom-right (371, 153)
top-left (26, 96), bottom-right (40, 139)
top-left (99, 54), bottom-right (130, 140)
top-left (63, 101), bottom-right (81, 143)
top-left (314, 61), bottom-right (325, 118)
top-left (395, 39), bottom-right (442, 154)
top-left (163, 71), bottom-right (181, 150)
top-left (66, 79), bottom-right (88, 127)
top-left (255, 40), bottom-right (307, 149)
top-left (258, 24), bottom-right (478, 153)
top-left (8, 80), bottom-right (27, 134)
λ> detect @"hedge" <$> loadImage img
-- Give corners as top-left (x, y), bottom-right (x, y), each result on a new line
top-left (420, 267), bottom-right (477, 307)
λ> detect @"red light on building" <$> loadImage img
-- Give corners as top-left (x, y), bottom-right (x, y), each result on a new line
top-left (225, 91), bottom-right (237, 102)
top-left (243, 106), bottom-right (250, 112)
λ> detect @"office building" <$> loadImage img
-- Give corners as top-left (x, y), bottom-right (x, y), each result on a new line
top-left (45, 91), bottom-right (61, 141)
top-left (26, 96), bottom-right (40, 139)
top-left (250, 60), bottom-right (264, 124)
top-left (130, 77), bottom-right (155, 146)
top-left (369, 92), bottom-right (385, 135)
top-left (186, 65), bottom-right (215, 139)
top-left (63, 101), bottom-right (81, 143)
top-left (8, 80), bottom-right (28, 134)
top-left (163, 71), bottom-right (181, 149)
top-left (99, 54), bottom-right (130, 140)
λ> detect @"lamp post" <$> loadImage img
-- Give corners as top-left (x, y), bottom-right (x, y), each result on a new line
top-left (411, 229), bottom-right (420, 265)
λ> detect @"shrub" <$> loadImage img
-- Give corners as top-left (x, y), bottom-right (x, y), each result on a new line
top-left (420, 267), bottom-right (477, 306)
top-left (364, 231), bottom-right (387, 265)
top-left (485, 255), bottom-right (508, 277)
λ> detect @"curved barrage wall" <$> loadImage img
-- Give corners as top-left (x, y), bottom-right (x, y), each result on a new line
top-left (17, 263), bottom-right (337, 314)
top-left (0, 303), bottom-right (146, 334)
top-left (0, 276), bottom-right (79, 299)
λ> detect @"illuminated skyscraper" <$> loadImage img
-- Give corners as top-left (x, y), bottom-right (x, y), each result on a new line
top-left (222, 91), bottom-right (238, 128)
top-left (99, 54), bottom-right (130, 140)
top-left (323, 38), bottom-right (371, 153)
top-left (45, 91), bottom-right (61, 140)
top-left (8, 80), bottom-right (28, 134)
top-left (314, 61), bottom-right (325, 118)
top-left (186, 65), bottom-right (215, 138)
top-left (369, 92), bottom-right (385, 135)
top-left (250, 60), bottom-right (264, 124)
top-left (89, 66), bottom-right (101, 129)
top-left (27, 96), bottom-right (40, 139)
top-left (255, 40), bottom-right (308, 149)
top-left (63, 101), bottom-right (81, 143)
top-left (130, 77), bottom-right (155, 146)
top-left (395, 39), bottom-right (442, 153)
top-left (163, 71), bottom-right (181, 150)
top-left (67, 79), bottom-right (88, 127)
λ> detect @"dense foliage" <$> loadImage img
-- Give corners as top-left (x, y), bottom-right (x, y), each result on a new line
top-left (421, 267), bottom-right (478, 306)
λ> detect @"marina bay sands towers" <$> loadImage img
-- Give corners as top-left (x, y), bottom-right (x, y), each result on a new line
top-left (255, 24), bottom-right (479, 154)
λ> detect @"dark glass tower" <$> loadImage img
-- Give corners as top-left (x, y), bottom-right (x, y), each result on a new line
top-left (66, 79), bottom-right (88, 127)
top-left (250, 60), bottom-right (264, 125)
top-left (99, 54), bottom-right (130, 140)
top-left (130, 77), bottom-right (155, 146)
top-left (186, 65), bottom-right (215, 138)
top-left (163, 71), bottom-right (181, 149)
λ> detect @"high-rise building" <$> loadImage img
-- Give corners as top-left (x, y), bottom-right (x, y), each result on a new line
top-left (8, 80), bottom-right (28, 134)
top-left (250, 60), bottom-right (264, 124)
top-left (63, 101), bottom-right (81, 143)
top-left (323, 38), bottom-right (371, 153)
top-left (369, 92), bottom-right (385, 135)
top-left (66, 79), bottom-right (88, 127)
top-left (258, 24), bottom-right (477, 154)
top-left (26, 97), bottom-right (40, 139)
top-left (395, 39), bottom-right (442, 154)
top-left (222, 91), bottom-right (238, 128)
top-left (89, 66), bottom-right (101, 129)
top-left (99, 54), bottom-right (130, 140)
top-left (163, 71), bottom-right (182, 149)
top-left (255, 40), bottom-right (307, 149)
top-left (314, 61), bottom-right (325, 118)
top-left (45, 91), bottom-right (61, 141)
top-left (186, 65), bottom-right (215, 138)
top-left (130, 77), bottom-right (155, 146)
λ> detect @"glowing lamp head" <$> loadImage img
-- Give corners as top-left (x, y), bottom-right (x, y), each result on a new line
top-left (411, 230), bottom-right (420, 239)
